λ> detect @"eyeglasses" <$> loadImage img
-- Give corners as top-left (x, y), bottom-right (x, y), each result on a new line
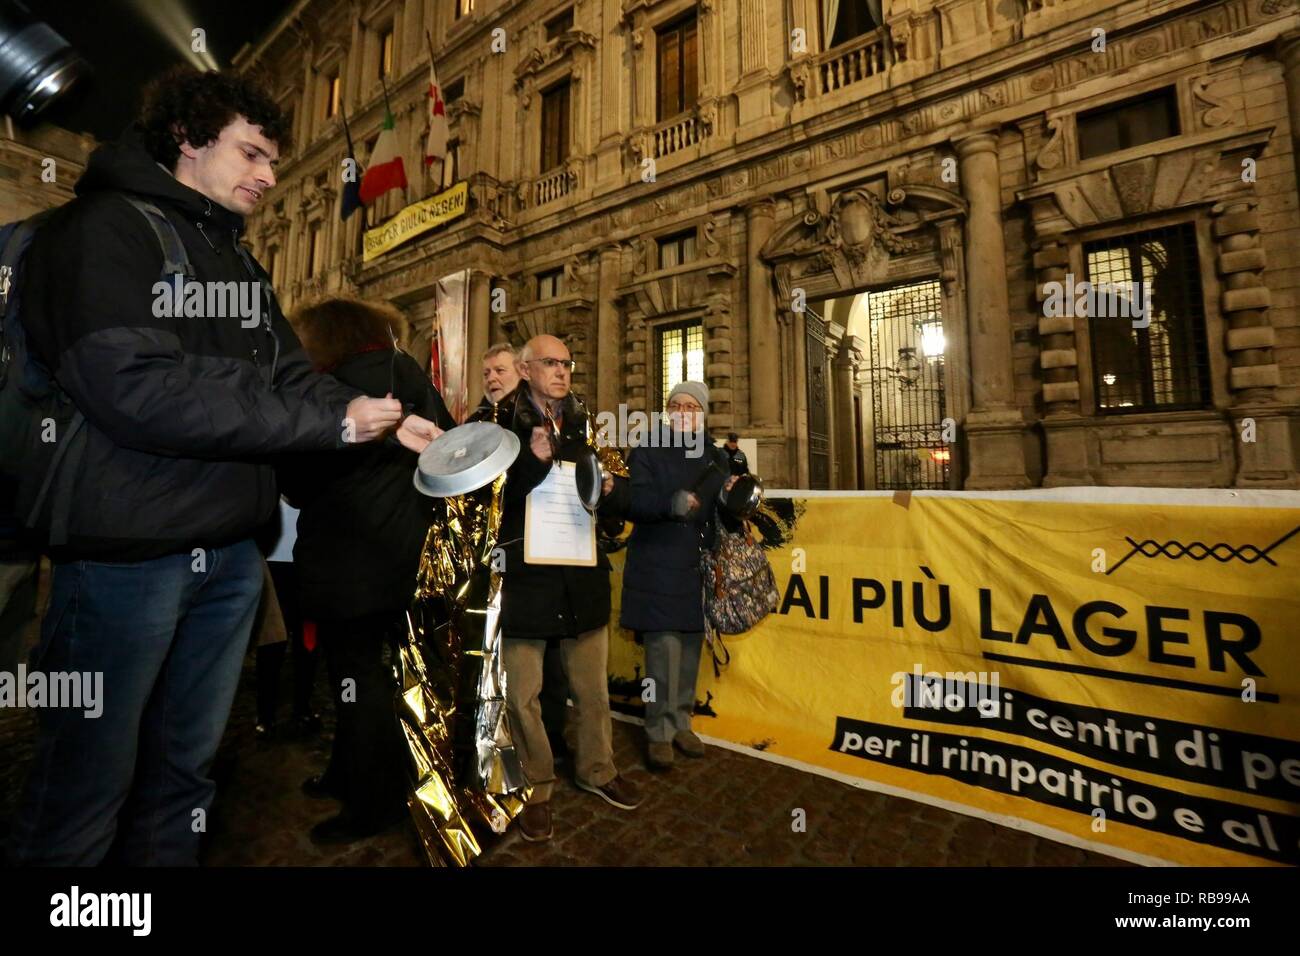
top-left (526, 357), bottom-right (576, 372)
top-left (667, 401), bottom-right (703, 412)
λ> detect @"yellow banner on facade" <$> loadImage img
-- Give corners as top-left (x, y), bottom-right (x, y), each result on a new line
top-left (362, 181), bottom-right (468, 262)
top-left (607, 488), bottom-right (1300, 866)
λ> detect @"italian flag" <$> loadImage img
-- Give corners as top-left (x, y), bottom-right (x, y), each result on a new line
top-left (359, 110), bottom-right (407, 205)
top-left (425, 58), bottom-right (448, 172)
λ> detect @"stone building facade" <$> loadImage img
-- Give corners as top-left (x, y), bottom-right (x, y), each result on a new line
top-left (234, 0), bottom-right (1300, 490)
top-left (0, 120), bottom-right (94, 222)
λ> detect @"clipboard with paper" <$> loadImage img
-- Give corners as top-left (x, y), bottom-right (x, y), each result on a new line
top-left (523, 461), bottom-right (597, 566)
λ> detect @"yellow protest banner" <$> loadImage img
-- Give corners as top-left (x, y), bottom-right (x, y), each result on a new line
top-left (607, 488), bottom-right (1300, 866)
top-left (362, 181), bottom-right (468, 262)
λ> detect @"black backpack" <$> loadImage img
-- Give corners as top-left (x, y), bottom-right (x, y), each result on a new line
top-left (0, 196), bottom-right (193, 549)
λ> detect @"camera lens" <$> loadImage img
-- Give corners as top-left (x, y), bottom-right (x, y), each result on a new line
top-left (0, 0), bottom-right (87, 121)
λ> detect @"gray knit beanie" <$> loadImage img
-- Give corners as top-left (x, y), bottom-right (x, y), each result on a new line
top-left (668, 380), bottom-right (709, 416)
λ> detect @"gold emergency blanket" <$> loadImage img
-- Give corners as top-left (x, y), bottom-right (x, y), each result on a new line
top-left (397, 473), bottom-right (529, 867)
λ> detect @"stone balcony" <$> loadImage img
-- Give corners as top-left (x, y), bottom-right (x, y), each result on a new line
top-left (532, 163), bottom-right (575, 207)
top-left (813, 28), bottom-right (892, 98)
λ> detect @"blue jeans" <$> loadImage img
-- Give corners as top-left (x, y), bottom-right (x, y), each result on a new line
top-left (7, 539), bottom-right (263, 866)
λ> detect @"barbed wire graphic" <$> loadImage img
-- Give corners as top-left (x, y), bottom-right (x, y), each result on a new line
top-left (1105, 524), bottom-right (1300, 575)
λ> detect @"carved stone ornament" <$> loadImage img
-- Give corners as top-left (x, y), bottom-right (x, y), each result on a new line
top-left (787, 58), bottom-right (813, 102)
top-left (825, 188), bottom-right (917, 266)
top-left (697, 99), bottom-right (718, 135)
top-left (563, 256), bottom-right (586, 295)
top-left (890, 23), bottom-right (910, 61)
top-left (1192, 76), bottom-right (1234, 128)
top-left (703, 216), bottom-right (722, 258)
top-left (1036, 117), bottom-right (1065, 171)
top-left (565, 156), bottom-right (583, 187)
top-left (625, 129), bottom-right (653, 165)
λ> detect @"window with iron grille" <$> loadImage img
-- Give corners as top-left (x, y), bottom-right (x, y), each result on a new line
top-left (454, 0), bottom-right (474, 19)
top-left (658, 320), bottom-right (705, 409)
top-left (537, 268), bottom-right (564, 300)
top-left (864, 279), bottom-right (949, 490)
top-left (1077, 88), bottom-right (1179, 161)
top-left (1084, 223), bottom-right (1210, 414)
top-left (656, 14), bottom-right (698, 122)
top-left (444, 78), bottom-right (464, 104)
top-left (657, 229), bottom-right (696, 269)
top-left (540, 81), bottom-right (571, 172)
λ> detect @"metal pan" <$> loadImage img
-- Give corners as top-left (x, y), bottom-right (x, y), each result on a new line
top-left (413, 422), bottom-right (520, 498)
top-left (719, 473), bottom-right (763, 518)
top-left (574, 445), bottom-right (604, 513)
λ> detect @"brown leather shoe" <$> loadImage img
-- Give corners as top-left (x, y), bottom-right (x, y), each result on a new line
top-left (577, 773), bottom-right (644, 810)
top-left (516, 802), bottom-right (553, 842)
top-left (674, 730), bottom-right (706, 758)
top-left (647, 741), bottom-right (674, 771)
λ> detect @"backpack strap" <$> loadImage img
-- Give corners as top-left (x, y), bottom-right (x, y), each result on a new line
top-left (121, 196), bottom-right (193, 281)
top-left (24, 199), bottom-right (190, 548)
top-left (28, 410), bottom-right (86, 547)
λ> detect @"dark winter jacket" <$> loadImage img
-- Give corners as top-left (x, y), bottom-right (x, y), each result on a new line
top-left (465, 392), bottom-right (508, 425)
top-left (495, 384), bottom-right (629, 640)
top-left (277, 349), bottom-right (455, 622)
top-left (18, 125), bottom-right (360, 561)
top-left (620, 430), bottom-right (730, 634)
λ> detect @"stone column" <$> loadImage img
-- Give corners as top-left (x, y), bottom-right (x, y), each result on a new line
top-left (1033, 238), bottom-right (1091, 486)
top-left (955, 131), bottom-right (1030, 488)
top-left (596, 243), bottom-right (623, 416)
top-left (746, 199), bottom-right (780, 426)
top-left (1278, 31), bottom-right (1300, 177)
top-left (832, 337), bottom-right (860, 489)
top-left (1212, 198), bottom-right (1300, 487)
top-left (467, 269), bottom-right (492, 409)
top-left (593, 0), bottom-right (626, 184)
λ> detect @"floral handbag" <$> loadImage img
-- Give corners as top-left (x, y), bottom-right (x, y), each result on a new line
top-left (701, 520), bottom-right (779, 638)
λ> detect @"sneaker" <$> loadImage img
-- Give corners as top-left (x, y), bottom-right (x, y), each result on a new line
top-left (577, 773), bottom-right (643, 810)
top-left (647, 741), bottom-right (674, 771)
top-left (674, 731), bottom-right (706, 758)
top-left (516, 802), bottom-right (553, 842)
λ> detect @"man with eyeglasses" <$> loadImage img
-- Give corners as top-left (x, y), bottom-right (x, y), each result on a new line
top-left (492, 334), bottom-right (643, 842)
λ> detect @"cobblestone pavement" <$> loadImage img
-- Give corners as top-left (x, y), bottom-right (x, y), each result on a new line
top-left (1, 649), bottom-right (1126, 867)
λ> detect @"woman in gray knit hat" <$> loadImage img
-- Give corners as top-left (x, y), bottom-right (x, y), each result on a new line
top-left (620, 381), bottom-right (736, 770)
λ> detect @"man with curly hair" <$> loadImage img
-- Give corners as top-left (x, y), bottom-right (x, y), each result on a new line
top-left (6, 67), bottom-right (440, 866)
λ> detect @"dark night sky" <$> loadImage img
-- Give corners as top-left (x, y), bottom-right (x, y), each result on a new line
top-left (33, 0), bottom-right (298, 142)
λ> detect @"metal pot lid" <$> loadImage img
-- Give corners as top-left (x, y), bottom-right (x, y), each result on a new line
top-left (574, 446), bottom-right (603, 513)
top-left (413, 422), bottom-right (521, 498)
top-left (719, 473), bottom-right (764, 517)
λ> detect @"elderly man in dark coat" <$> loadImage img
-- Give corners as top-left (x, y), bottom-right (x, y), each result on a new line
top-left (495, 334), bottom-right (642, 842)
